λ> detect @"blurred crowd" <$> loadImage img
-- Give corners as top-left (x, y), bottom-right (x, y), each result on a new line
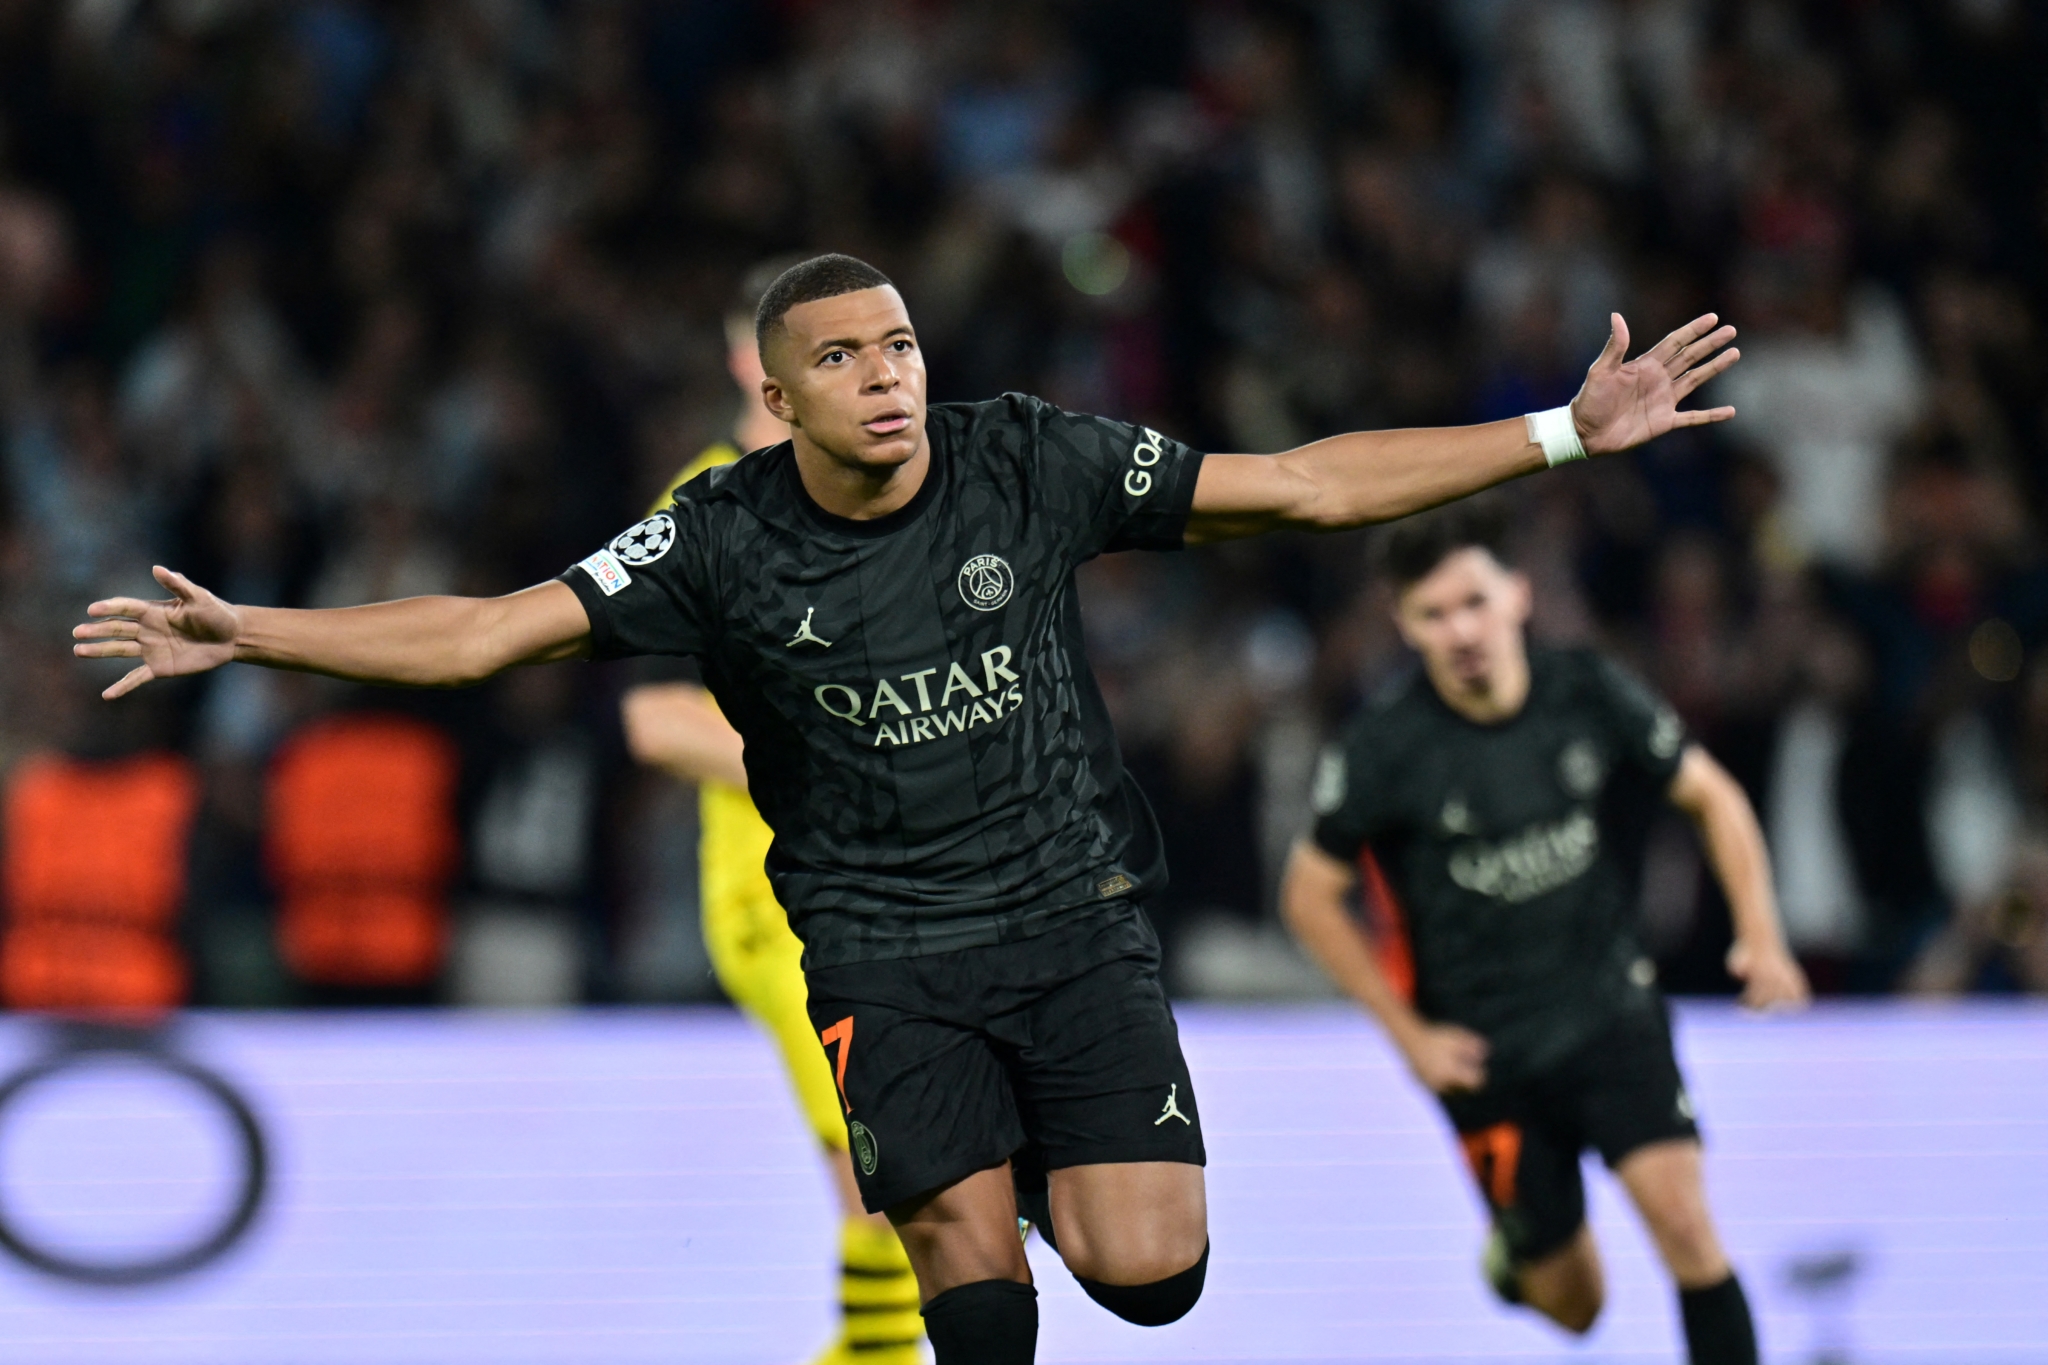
top-left (1, 0), bottom-right (2044, 1006)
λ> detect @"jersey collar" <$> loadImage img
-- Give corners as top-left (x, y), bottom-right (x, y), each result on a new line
top-left (783, 428), bottom-right (945, 540)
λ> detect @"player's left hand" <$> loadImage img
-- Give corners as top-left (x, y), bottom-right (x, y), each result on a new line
top-left (1569, 313), bottom-right (1740, 456)
top-left (1727, 937), bottom-right (1810, 1012)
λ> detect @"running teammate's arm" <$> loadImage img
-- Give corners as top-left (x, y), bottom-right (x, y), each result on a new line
top-left (1184, 312), bottom-right (1738, 542)
top-left (72, 566), bottom-right (591, 699)
top-left (1281, 840), bottom-right (1487, 1093)
top-left (1282, 735), bottom-right (1487, 1093)
top-left (1667, 745), bottom-right (1811, 1011)
top-left (622, 682), bottom-right (749, 791)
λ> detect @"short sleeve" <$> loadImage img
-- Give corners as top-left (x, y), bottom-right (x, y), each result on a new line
top-left (558, 505), bottom-right (715, 661)
top-left (1310, 723), bottom-right (1391, 863)
top-left (1590, 656), bottom-right (1688, 787)
top-left (1022, 396), bottom-right (1206, 560)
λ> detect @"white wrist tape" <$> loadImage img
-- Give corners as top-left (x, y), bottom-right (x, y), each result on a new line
top-left (1526, 405), bottom-right (1586, 467)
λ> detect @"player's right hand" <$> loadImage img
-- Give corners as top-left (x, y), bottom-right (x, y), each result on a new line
top-left (72, 566), bottom-right (241, 700)
top-left (1400, 1023), bottom-right (1490, 1094)
top-left (1727, 938), bottom-right (1811, 1013)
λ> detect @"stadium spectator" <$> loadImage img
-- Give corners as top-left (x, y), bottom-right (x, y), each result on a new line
top-left (9, 0), bottom-right (2047, 1003)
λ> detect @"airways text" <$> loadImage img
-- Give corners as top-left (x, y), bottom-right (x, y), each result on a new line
top-left (811, 646), bottom-right (1027, 748)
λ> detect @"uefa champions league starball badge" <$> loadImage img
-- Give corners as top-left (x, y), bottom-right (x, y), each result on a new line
top-left (609, 513), bottom-right (676, 565)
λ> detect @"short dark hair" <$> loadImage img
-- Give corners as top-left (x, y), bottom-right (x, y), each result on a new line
top-left (729, 254), bottom-right (811, 331)
top-left (1379, 497), bottom-right (1513, 587)
top-left (755, 253), bottom-right (895, 350)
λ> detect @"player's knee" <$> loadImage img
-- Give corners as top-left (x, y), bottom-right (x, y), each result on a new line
top-left (1554, 1302), bottom-right (1602, 1335)
top-left (920, 1279), bottom-right (1037, 1365)
top-left (1523, 1269), bottom-right (1603, 1334)
top-left (1049, 1163), bottom-right (1206, 1284)
top-left (1542, 1284), bottom-right (1603, 1335)
top-left (1519, 1232), bottom-right (1604, 1334)
top-left (1076, 1242), bottom-right (1208, 1326)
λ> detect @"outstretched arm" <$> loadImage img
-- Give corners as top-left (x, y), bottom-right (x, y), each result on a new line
top-left (621, 682), bottom-right (749, 790)
top-left (1186, 312), bottom-right (1738, 543)
top-left (1666, 744), bottom-right (1810, 1011)
top-left (1280, 839), bottom-right (1489, 1093)
top-left (72, 565), bottom-right (591, 699)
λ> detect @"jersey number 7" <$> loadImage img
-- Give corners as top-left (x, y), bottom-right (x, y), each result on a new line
top-left (819, 1016), bottom-right (854, 1115)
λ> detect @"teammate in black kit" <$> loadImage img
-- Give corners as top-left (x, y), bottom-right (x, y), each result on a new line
top-left (1281, 501), bottom-right (1808, 1365)
top-left (74, 254), bottom-right (1743, 1363)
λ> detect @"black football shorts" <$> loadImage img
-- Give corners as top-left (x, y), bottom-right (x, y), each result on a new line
top-left (803, 901), bottom-right (1206, 1214)
top-left (1439, 993), bottom-right (1700, 1264)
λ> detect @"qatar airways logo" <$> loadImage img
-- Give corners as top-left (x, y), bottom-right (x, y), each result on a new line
top-left (814, 646), bottom-right (1025, 748)
top-left (1123, 428), bottom-right (1168, 498)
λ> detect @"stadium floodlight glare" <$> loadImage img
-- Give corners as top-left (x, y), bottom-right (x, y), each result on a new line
top-left (1063, 231), bottom-right (1131, 296)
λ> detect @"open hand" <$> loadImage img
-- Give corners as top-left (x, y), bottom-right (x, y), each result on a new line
top-left (1399, 1022), bottom-right (1490, 1094)
top-left (1570, 312), bottom-right (1740, 456)
top-left (71, 566), bottom-right (241, 700)
top-left (1727, 937), bottom-right (1810, 1012)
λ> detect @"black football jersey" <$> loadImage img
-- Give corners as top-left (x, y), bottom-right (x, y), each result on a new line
top-left (1311, 649), bottom-right (1688, 1075)
top-left (561, 394), bottom-right (1205, 968)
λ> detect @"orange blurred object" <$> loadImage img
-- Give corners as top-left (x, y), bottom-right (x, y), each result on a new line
top-left (1, 751), bottom-right (200, 1012)
top-left (1357, 846), bottom-right (1417, 1004)
top-left (267, 714), bottom-right (459, 989)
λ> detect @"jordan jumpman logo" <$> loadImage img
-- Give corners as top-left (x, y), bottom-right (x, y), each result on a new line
top-left (786, 607), bottom-right (833, 649)
top-left (1154, 1084), bottom-right (1191, 1126)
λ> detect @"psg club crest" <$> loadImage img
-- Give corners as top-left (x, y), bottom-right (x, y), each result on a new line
top-left (1558, 739), bottom-right (1606, 798)
top-left (957, 554), bottom-right (1014, 611)
top-left (850, 1121), bottom-right (879, 1176)
top-left (609, 513), bottom-right (676, 566)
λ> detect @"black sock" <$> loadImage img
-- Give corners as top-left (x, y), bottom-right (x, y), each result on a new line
top-left (1077, 1243), bottom-right (1209, 1326)
top-left (1679, 1273), bottom-right (1757, 1365)
top-left (921, 1278), bottom-right (1037, 1365)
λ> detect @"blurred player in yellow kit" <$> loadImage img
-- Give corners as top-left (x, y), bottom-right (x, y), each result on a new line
top-left (622, 262), bottom-right (924, 1365)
